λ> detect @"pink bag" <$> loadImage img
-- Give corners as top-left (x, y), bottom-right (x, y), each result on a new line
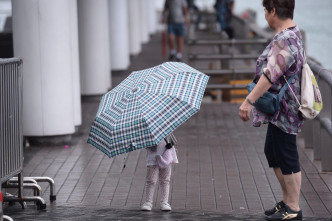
top-left (156, 148), bottom-right (177, 168)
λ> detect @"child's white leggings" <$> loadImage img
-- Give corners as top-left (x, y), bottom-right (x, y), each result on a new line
top-left (145, 165), bottom-right (171, 204)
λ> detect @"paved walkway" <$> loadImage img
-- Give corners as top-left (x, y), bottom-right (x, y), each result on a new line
top-left (3, 33), bottom-right (332, 220)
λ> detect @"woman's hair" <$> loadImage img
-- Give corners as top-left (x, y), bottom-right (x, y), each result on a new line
top-left (262, 0), bottom-right (295, 19)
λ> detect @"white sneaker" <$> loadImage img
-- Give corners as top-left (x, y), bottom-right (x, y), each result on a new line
top-left (160, 202), bottom-right (172, 211)
top-left (141, 202), bottom-right (152, 211)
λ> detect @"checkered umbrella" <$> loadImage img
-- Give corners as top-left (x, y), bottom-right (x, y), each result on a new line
top-left (87, 62), bottom-right (209, 158)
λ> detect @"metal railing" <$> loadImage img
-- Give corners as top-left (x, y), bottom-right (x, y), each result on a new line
top-left (302, 60), bottom-right (332, 172)
top-left (0, 58), bottom-right (22, 221)
top-left (187, 13), bottom-right (269, 92)
top-left (187, 34), bottom-right (268, 102)
top-left (0, 58), bottom-right (23, 185)
top-left (188, 47), bottom-right (264, 89)
top-left (0, 58), bottom-right (57, 218)
top-left (189, 53), bottom-right (261, 61)
top-left (188, 38), bottom-right (270, 46)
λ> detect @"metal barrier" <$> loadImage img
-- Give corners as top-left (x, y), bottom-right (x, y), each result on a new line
top-left (1, 58), bottom-right (22, 221)
top-left (188, 34), bottom-right (268, 102)
top-left (0, 58), bottom-right (53, 216)
top-left (302, 60), bottom-right (332, 172)
top-left (189, 53), bottom-right (261, 61)
top-left (188, 38), bottom-right (270, 46)
top-left (187, 20), bottom-right (269, 85)
top-left (8, 177), bottom-right (56, 202)
top-left (0, 58), bottom-right (23, 187)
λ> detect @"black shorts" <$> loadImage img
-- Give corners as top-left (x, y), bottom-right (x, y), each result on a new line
top-left (264, 123), bottom-right (301, 175)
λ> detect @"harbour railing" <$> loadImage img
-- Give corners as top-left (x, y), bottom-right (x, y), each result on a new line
top-left (303, 60), bottom-right (332, 172)
top-left (187, 13), bottom-right (270, 102)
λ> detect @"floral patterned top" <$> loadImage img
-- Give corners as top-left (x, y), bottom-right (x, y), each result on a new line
top-left (252, 26), bottom-right (305, 134)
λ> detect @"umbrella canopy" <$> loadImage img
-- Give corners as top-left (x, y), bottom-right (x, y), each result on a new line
top-left (87, 62), bottom-right (209, 158)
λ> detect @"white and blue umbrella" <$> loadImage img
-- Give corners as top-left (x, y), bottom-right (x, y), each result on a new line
top-left (87, 62), bottom-right (209, 158)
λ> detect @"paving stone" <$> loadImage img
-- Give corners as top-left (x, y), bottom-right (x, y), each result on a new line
top-left (2, 32), bottom-right (332, 221)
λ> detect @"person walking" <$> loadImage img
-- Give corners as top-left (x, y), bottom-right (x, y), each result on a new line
top-left (214, 0), bottom-right (234, 38)
top-left (162, 0), bottom-right (189, 62)
top-left (141, 133), bottom-right (178, 211)
top-left (239, 0), bottom-right (304, 220)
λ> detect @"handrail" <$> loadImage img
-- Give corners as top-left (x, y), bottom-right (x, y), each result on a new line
top-left (189, 54), bottom-right (260, 60)
top-left (308, 59), bottom-right (332, 87)
top-left (206, 84), bottom-right (247, 89)
top-left (188, 38), bottom-right (269, 45)
top-left (0, 57), bottom-right (22, 65)
top-left (201, 68), bottom-right (255, 75)
top-left (320, 118), bottom-right (332, 137)
top-left (305, 59), bottom-right (332, 171)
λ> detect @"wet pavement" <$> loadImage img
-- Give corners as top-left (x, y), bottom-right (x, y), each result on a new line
top-left (2, 33), bottom-right (332, 220)
top-left (4, 205), bottom-right (332, 221)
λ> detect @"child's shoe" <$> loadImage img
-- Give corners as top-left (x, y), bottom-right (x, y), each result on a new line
top-left (160, 202), bottom-right (172, 211)
top-left (141, 202), bottom-right (152, 211)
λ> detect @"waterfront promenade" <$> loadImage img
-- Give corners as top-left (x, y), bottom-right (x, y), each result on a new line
top-left (3, 33), bottom-right (332, 220)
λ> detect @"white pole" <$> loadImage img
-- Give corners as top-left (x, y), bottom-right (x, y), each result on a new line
top-left (148, 0), bottom-right (157, 34)
top-left (140, 0), bottom-right (149, 43)
top-left (128, 0), bottom-right (142, 55)
top-left (78, 0), bottom-right (111, 95)
top-left (12, 0), bottom-right (75, 136)
top-left (69, 0), bottom-right (82, 126)
top-left (109, 0), bottom-right (130, 70)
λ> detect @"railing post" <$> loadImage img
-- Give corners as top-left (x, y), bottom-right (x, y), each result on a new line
top-left (313, 119), bottom-right (321, 160)
top-left (320, 74), bottom-right (332, 171)
top-left (301, 121), bottom-right (313, 148)
top-left (312, 62), bottom-right (323, 161)
top-left (321, 119), bottom-right (332, 171)
top-left (308, 60), bottom-right (332, 171)
top-left (218, 34), bottom-right (230, 102)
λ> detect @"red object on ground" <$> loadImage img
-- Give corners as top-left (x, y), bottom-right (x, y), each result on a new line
top-left (242, 12), bottom-right (249, 19)
top-left (0, 192), bottom-right (3, 202)
top-left (162, 30), bottom-right (167, 59)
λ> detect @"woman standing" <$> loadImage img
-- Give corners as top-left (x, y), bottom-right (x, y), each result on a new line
top-left (239, 0), bottom-right (304, 220)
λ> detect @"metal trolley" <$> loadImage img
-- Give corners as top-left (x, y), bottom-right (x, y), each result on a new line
top-left (0, 58), bottom-right (56, 220)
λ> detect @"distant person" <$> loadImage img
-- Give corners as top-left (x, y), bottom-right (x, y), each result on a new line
top-left (162, 0), bottom-right (189, 62)
top-left (214, 0), bottom-right (234, 38)
top-left (186, 0), bottom-right (198, 10)
top-left (239, 0), bottom-right (304, 220)
top-left (141, 133), bottom-right (178, 211)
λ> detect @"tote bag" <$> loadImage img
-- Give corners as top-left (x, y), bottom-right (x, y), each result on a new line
top-left (287, 58), bottom-right (323, 119)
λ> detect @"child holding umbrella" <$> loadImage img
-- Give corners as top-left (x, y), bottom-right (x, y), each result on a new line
top-left (141, 133), bottom-right (178, 211)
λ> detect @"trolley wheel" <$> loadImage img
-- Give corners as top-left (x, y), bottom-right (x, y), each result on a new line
top-left (36, 202), bottom-right (46, 210)
top-left (50, 195), bottom-right (56, 202)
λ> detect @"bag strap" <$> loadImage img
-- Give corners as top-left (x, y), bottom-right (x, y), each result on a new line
top-left (164, 138), bottom-right (173, 149)
top-left (283, 75), bottom-right (301, 106)
top-left (281, 41), bottom-right (305, 106)
top-left (278, 74), bottom-right (296, 101)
